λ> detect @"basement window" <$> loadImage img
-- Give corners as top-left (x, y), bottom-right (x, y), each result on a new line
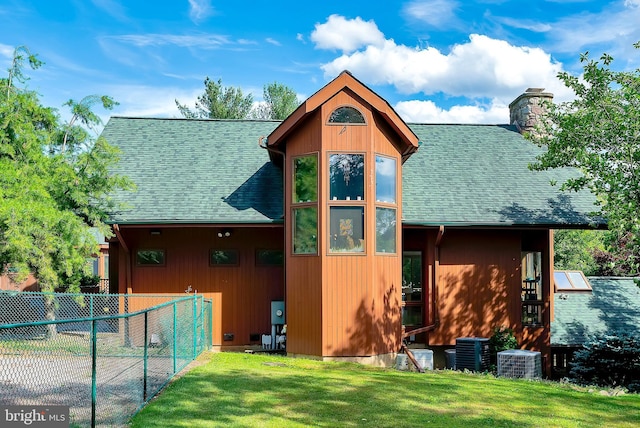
top-left (554, 270), bottom-right (592, 292)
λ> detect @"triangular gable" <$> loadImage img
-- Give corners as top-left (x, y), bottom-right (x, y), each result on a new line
top-left (266, 71), bottom-right (420, 163)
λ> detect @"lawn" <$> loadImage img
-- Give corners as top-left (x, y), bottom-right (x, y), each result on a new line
top-left (130, 352), bottom-right (640, 427)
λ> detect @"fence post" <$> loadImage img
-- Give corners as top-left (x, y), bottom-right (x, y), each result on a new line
top-left (143, 311), bottom-right (148, 402)
top-left (200, 297), bottom-right (205, 352)
top-left (91, 318), bottom-right (97, 428)
top-left (192, 295), bottom-right (197, 360)
top-left (173, 301), bottom-right (177, 374)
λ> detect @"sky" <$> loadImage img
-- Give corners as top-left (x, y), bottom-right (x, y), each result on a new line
top-left (1, 0), bottom-right (640, 128)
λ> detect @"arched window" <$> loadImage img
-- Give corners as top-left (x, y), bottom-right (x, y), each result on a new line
top-left (328, 106), bottom-right (365, 124)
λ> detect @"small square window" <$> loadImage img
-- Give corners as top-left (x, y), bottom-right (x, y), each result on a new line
top-left (136, 250), bottom-right (165, 266)
top-left (210, 250), bottom-right (239, 266)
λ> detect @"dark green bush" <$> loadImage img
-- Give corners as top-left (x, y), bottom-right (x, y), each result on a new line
top-left (570, 331), bottom-right (640, 392)
top-left (489, 326), bottom-right (518, 370)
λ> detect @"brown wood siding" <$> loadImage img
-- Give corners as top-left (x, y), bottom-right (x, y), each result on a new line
top-left (284, 110), bottom-right (324, 356)
top-left (118, 226), bottom-right (284, 347)
top-left (319, 92), bottom-right (403, 357)
top-left (430, 229), bottom-right (522, 344)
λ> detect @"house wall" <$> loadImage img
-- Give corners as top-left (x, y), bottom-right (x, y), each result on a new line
top-left (403, 227), bottom-right (552, 374)
top-left (0, 273), bottom-right (38, 292)
top-left (111, 226), bottom-right (285, 347)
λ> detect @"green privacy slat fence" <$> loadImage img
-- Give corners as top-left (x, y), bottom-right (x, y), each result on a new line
top-left (0, 292), bottom-right (212, 428)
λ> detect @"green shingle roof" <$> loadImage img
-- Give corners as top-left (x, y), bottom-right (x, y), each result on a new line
top-left (403, 124), bottom-right (599, 226)
top-left (102, 117), bottom-right (600, 226)
top-left (552, 277), bottom-right (640, 346)
top-left (103, 117), bottom-right (282, 224)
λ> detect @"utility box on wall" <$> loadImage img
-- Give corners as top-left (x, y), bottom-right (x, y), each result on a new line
top-left (271, 300), bottom-right (285, 325)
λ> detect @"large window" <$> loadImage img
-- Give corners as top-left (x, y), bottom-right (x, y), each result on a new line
top-left (329, 153), bottom-right (365, 254)
top-left (329, 207), bottom-right (364, 252)
top-left (210, 250), bottom-right (239, 266)
top-left (375, 156), bottom-right (396, 203)
top-left (376, 208), bottom-right (396, 253)
top-left (292, 154), bottom-right (318, 255)
top-left (329, 154), bottom-right (364, 201)
top-left (521, 251), bottom-right (542, 326)
top-left (375, 155), bottom-right (397, 254)
top-left (293, 155), bottom-right (317, 203)
top-left (293, 207), bottom-right (318, 254)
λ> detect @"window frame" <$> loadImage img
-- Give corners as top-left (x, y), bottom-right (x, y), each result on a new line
top-left (256, 249), bottom-right (285, 266)
top-left (136, 249), bottom-right (166, 267)
top-left (327, 151), bottom-right (367, 255)
top-left (374, 154), bottom-right (398, 255)
top-left (291, 153), bottom-right (319, 256)
top-left (554, 270), bottom-right (592, 292)
top-left (209, 249), bottom-right (240, 267)
top-left (326, 105), bottom-right (367, 125)
top-left (521, 251), bottom-right (543, 327)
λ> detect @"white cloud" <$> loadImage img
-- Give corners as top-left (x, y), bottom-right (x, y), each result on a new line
top-left (108, 84), bottom-right (203, 118)
top-left (310, 14), bottom-right (385, 53)
top-left (266, 38), bottom-right (281, 46)
top-left (104, 33), bottom-right (231, 48)
top-left (296, 33), bottom-right (305, 43)
top-left (402, 0), bottom-right (459, 29)
top-left (395, 99), bottom-right (508, 124)
top-left (321, 33), bottom-right (572, 104)
top-left (91, 0), bottom-right (129, 22)
top-left (545, 2), bottom-right (640, 60)
top-left (188, 0), bottom-right (214, 24)
top-left (495, 16), bottom-right (552, 33)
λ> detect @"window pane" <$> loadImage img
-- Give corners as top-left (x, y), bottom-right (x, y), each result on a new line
top-left (375, 156), bottom-right (396, 203)
top-left (293, 207), bottom-right (317, 254)
top-left (104, 255), bottom-right (109, 279)
top-left (256, 249), bottom-right (284, 266)
top-left (402, 306), bottom-right (422, 326)
top-left (136, 250), bottom-right (165, 265)
top-left (329, 207), bottom-right (364, 253)
top-left (210, 250), bottom-right (239, 266)
top-left (403, 253), bottom-right (422, 302)
top-left (568, 271), bottom-right (590, 289)
top-left (329, 154), bottom-right (364, 201)
top-left (293, 155), bottom-right (317, 203)
top-left (376, 207), bottom-right (396, 253)
top-left (328, 106), bottom-right (365, 124)
top-left (521, 251), bottom-right (542, 301)
top-left (554, 271), bottom-right (572, 290)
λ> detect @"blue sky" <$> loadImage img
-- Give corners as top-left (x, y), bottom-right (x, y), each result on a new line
top-left (1, 0), bottom-right (640, 126)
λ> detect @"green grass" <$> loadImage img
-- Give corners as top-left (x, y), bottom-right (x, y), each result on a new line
top-left (130, 352), bottom-right (640, 427)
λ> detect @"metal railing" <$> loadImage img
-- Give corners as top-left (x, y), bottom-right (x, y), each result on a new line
top-left (0, 292), bottom-right (212, 427)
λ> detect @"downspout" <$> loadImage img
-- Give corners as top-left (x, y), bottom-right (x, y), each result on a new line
top-left (113, 224), bottom-right (131, 294)
top-left (259, 136), bottom-right (288, 337)
top-left (402, 225), bottom-right (443, 338)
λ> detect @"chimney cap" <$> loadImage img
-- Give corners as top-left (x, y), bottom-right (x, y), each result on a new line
top-left (525, 88), bottom-right (545, 93)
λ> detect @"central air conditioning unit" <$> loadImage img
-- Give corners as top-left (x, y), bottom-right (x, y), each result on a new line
top-left (497, 350), bottom-right (542, 379)
top-left (455, 337), bottom-right (490, 372)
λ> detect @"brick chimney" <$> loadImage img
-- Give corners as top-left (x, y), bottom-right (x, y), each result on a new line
top-left (509, 88), bottom-right (553, 135)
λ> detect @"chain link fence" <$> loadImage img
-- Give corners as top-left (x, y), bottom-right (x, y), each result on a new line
top-left (0, 292), bottom-right (212, 427)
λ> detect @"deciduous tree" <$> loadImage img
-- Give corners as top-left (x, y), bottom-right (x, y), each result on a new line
top-left (531, 43), bottom-right (640, 275)
top-left (175, 77), bottom-right (253, 119)
top-left (0, 47), bottom-right (132, 298)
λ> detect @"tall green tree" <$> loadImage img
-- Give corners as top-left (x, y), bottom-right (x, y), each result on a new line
top-left (175, 77), bottom-right (253, 119)
top-left (530, 43), bottom-right (640, 276)
top-left (0, 47), bottom-right (132, 296)
top-left (251, 82), bottom-right (300, 120)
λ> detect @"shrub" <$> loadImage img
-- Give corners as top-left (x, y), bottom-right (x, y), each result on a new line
top-left (569, 331), bottom-right (640, 392)
top-left (489, 326), bottom-right (518, 370)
